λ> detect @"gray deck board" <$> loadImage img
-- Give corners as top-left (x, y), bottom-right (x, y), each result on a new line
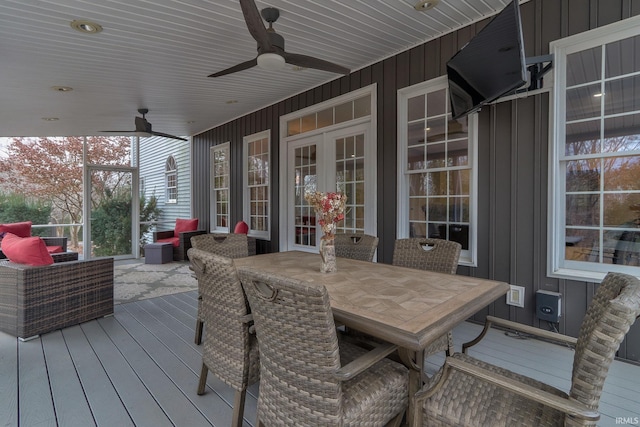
top-left (18, 338), bottom-right (56, 426)
top-left (118, 301), bottom-right (245, 426)
top-left (41, 331), bottom-right (96, 427)
top-left (62, 321), bottom-right (134, 427)
top-left (97, 310), bottom-right (211, 427)
top-left (2, 289), bottom-right (638, 427)
top-left (74, 320), bottom-right (164, 427)
top-left (0, 333), bottom-right (18, 426)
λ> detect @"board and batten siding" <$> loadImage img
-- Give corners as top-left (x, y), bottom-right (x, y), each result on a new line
top-left (139, 135), bottom-right (192, 228)
top-left (191, 0), bottom-right (640, 362)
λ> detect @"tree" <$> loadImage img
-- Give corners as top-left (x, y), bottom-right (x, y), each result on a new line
top-left (91, 190), bottom-right (161, 256)
top-left (0, 136), bottom-right (131, 247)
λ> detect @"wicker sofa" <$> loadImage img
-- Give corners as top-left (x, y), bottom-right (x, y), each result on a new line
top-left (0, 257), bottom-right (114, 340)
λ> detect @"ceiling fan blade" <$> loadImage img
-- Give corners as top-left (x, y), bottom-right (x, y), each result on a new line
top-left (150, 131), bottom-right (188, 142)
top-left (208, 58), bottom-right (258, 77)
top-left (239, 0), bottom-right (272, 51)
top-left (282, 52), bottom-right (350, 75)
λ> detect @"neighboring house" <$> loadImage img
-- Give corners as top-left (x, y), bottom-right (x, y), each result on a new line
top-left (139, 135), bottom-right (192, 231)
top-left (190, 1), bottom-right (640, 363)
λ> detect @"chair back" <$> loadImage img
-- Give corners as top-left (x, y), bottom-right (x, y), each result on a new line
top-left (569, 272), bottom-right (640, 416)
top-left (187, 248), bottom-right (258, 391)
top-left (334, 233), bottom-right (379, 262)
top-left (190, 233), bottom-right (248, 258)
top-left (239, 268), bottom-right (344, 425)
top-left (392, 238), bottom-right (461, 274)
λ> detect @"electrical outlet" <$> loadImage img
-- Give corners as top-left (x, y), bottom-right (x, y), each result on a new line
top-left (506, 285), bottom-right (525, 307)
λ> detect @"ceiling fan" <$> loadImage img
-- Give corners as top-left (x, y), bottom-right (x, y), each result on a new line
top-left (209, 0), bottom-right (350, 78)
top-left (102, 109), bottom-right (188, 141)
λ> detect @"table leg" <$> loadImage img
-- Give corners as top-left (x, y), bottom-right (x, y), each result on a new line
top-left (398, 348), bottom-right (424, 426)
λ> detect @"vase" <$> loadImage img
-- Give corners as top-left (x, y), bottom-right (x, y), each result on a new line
top-left (319, 237), bottom-right (337, 273)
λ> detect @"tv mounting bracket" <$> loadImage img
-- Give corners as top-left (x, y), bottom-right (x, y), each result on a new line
top-left (524, 54), bottom-right (554, 91)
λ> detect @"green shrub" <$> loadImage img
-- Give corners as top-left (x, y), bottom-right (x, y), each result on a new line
top-left (0, 193), bottom-right (52, 236)
top-left (91, 189), bottom-right (161, 256)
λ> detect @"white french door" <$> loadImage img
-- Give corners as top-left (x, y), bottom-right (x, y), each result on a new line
top-left (284, 123), bottom-right (375, 252)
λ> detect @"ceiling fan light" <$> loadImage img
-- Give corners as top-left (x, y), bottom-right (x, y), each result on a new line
top-left (257, 53), bottom-right (285, 70)
top-left (414, 0), bottom-right (439, 11)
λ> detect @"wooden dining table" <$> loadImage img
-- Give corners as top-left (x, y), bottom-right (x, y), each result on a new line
top-left (233, 251), bottom-right (510, 423)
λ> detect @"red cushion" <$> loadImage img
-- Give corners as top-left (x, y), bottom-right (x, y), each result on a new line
top-left (0, 221), bottom-right (32, 238)
top-left (234, 220), bottom-right (249, 234)
top-left (0, 233), bottom-right (54, 266)
top-left (174, 218), bottom-right (198, 237)
top-left (157, 237), bottom-right (180, 247)
top-left (46, 245), bottom-right (64, 254)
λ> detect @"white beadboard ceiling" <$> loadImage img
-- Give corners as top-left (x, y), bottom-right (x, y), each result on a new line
top-left (0, 0), bottom-right (515, 139)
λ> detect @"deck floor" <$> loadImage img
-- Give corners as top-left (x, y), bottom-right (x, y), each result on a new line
top-left (1, 290), bottom-right (638, 427)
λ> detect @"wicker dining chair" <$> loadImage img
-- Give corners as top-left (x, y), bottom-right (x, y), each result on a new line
top-left (413, 272), bottom-right (640, 427)
top-left (334, 233), bottom-right (379, 262)
top-left (187, 249), bottom-right (259, 427)
top-left (190, 233), bottom-right (249, 345)
top-left (239, 268), bottom-right (409, 427)
top-left (392, 238), bottom-right (462, 356)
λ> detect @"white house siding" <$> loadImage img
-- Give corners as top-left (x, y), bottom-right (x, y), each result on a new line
top-left (139, 135), bottom-right (192, 230)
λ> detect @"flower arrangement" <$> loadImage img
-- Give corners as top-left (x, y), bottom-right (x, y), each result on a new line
top-left (305, 191), bottom-right (347, 240)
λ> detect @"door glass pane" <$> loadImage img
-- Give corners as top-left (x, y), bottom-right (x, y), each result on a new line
top-left (294, 145), bottom-right (317, 248)
top-left (335, 102), bottom-right (353, 124)
top-left (90, 170), bottom-right (133, 257)
top-left (354, 95), bottom-right (371, 118)
top-left (336, 133), bottom-right (365, 233)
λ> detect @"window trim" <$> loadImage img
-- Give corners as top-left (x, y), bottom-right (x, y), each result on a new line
top-left (243, 130), bottom-right (271, 240)
top-left (548, 14), bottom-right (640, 281)
top-left (210, 142), bottom-right (230, 233)
top-left (397, 76), bottom-right (479, 266)
top-left (165, 155), bottom-right (177, 204)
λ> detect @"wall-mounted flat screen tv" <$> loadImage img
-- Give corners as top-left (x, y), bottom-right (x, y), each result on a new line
top-left (447, 0), bottom-right (527, 119)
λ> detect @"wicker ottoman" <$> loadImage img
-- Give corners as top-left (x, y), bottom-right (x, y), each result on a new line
top-left (145, 242), bottom-right (173, 264)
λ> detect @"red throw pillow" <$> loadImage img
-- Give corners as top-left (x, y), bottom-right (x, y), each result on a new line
top-left (174, 218), bottom-right (198, 237)
top-left (0, 221), bottom-right (32, 238)
top-left (234, 220), bottom-right (249, 234)
top-left (157, 237), bottom-right (180, 247)
top-left (0, 233), bottom-right (54, 266)
top-left (46, 245), bottom-right (64, 254)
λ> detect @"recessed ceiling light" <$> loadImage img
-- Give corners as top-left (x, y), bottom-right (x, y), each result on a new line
top-left (70, 20), bottom-right (103, 34)
top-left (42, 117), bottom-right (59, 121)
top-left (593, 92), bottom-right (604, 97)
top-left (51, 86), bottom-right (73, 92)
top-left (414, 0), bottom-right (439, 11)
top-left (225, 100), bottom-right (238, 104)
top-left (291, 66), bottom-right (307, 72)
top-left (186, 120), bottom-right (196, 124)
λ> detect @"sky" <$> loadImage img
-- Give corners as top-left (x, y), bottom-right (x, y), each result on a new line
top-left (0, 137), bottom-right (9, 158)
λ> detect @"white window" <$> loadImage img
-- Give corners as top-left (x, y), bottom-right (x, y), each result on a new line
top-left (244, 130), bottom-right (270, 239)
top-left (550, 16), bottom-right (640, 280)
top-left (211, 143), bottom-right (230, 232)
top-left (165, 156), bottom-right (177, 203)
top-left (397, 76), bottom-right (478, 265)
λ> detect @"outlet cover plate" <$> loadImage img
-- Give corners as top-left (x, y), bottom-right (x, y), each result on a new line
top-left (507, 285), bottom-right (525, 307)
